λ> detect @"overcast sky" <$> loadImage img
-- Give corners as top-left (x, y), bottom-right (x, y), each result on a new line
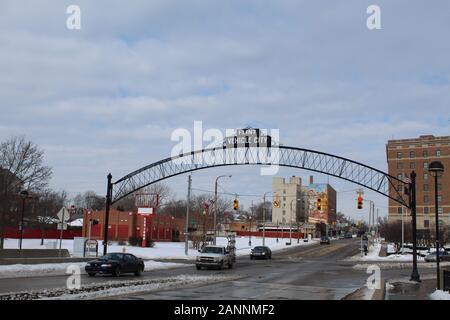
top-left (1, 1), bottom-right (449, 221)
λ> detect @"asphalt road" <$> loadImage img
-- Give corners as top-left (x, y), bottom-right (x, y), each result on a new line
top-left (0, 239), bottom-right (434, 299)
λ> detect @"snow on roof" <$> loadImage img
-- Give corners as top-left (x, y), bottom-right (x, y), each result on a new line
top-left (68, 218), bottom-right (83, 227)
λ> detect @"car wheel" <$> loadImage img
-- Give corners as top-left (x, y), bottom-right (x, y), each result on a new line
top-left (228, 262), bottom-right (233, 269)
top-left (88, 273), bottom-right (96, 277)
top-left (113, 266), bottom-right (121, 277)
top-left (219, 261), bottom-right (224, 270)
top-left (134, 266), bottom-right (143, 276)
top-left (250, 256), bottom-right (254, 260)
top-left (196, 265), bottom-right (201, 270)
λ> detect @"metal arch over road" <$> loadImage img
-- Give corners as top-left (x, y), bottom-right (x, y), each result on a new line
top-left (109, 145), bottom-right (410, 208)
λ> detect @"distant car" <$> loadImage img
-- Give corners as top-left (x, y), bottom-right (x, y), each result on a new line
top-left (338, 235), bottom-right (345, 240)
top-left (250, 246), bottom-right (272, 260)
top-left (320, 236), bottom-right (331, 245)
top-left (345, 233), bottom-right (353, 239)
top-left (85, 253), bottom-right (144, 277)
top-left (424, 250), bottom-right (450, 262)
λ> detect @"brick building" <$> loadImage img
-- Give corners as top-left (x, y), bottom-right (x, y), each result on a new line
top-left (386, 135), bottom-right (450, 229)
top-left (82, 209), bottom-right (186, 243)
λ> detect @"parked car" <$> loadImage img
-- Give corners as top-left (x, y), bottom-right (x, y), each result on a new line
top-left (345, 233), bottom-right (353, 239)
top-left (196, 245), bottom-right (235, 270)
top-left (338, 234), bottom-right (345, 240)
top-left (424, 250), bottom-right (450, 262)
top-left (320, 236), bottom-right (331, 245)
top-left (250, 246), bottom-right (272, 260)
top-left (85, 252), bottom-right (144, 277)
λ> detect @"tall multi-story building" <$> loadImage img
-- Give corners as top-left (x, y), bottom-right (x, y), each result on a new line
top-left (271, 176), bottom-right (304, 224)
top-left (386, 135), bottom-right (450, 230)
top-left (306, 176), bottom-right (337, 226)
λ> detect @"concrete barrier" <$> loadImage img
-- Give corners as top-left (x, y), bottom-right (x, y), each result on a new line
top-left (0, 249), bottom-right (70, 259)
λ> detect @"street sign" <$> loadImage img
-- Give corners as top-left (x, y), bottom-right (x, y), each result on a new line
top-left (57, 207), bottom-right (70, 222)
top-left (57, 222), bottom-right (68, 230)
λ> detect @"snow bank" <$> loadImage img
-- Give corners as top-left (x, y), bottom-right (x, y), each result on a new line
top-left (430, 290), bottom-right (450, 300)
top-left (4, 236), bottom-right (317, 261)
top-left (0, 260), bottom-right (187, 279)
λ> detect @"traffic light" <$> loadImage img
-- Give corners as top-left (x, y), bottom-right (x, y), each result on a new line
top-left (316, 198), bottom-right (322, 211)
top-left (233, 198), bottom-right (239, 210)
top-left (357, 196), bottom-right (363, 210)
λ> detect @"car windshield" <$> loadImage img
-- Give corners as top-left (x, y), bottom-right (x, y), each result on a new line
top-left (202, 247), bottom-right (224, 254)
top-left (100, 253), bottom-right (123, 260)
top-left (253, 247), bottom-right (266, 252)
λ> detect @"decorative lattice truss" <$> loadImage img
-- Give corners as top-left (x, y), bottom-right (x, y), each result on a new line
top-left (112, 146), bottom-right (409, 207)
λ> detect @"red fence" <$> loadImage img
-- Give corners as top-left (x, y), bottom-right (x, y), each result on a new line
top-left (236, 231), bottom-right (305, 239)
top-left (2, 227), bottom-right (82, 239)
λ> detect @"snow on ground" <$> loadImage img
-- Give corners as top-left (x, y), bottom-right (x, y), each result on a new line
top-left (0, 260), bottom-right (187, 279)
top-left (430, 290), bottom-right (450, 300)
top-left (4, 236), bottom-right (317, 261)
top-left (0, 274), bottom-right (240, 300)
top-left (349, 243), bottom-right (426, 262)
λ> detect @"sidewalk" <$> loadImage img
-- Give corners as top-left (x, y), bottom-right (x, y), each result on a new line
top-left (386, 277), bottom-right (438, 300)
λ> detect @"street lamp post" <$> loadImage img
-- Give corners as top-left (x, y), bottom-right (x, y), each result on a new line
top-left (214, 175), bottom-right (232, 245)
top-left (19, 190), bottom-right (29, 250)
top-left (262, 192), bottom-right (272, 247)
top-left (429, 161), bottom-right (444, 290)
top-left (248, 216), bottom-right (252, 246)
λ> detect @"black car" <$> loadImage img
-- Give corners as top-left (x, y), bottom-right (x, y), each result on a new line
top-left (85, 253), bottom-right (145, 277)
top-left (320, 236), bottom-right (331, 245)
top-left (250, 246), bottom-right (272, 260)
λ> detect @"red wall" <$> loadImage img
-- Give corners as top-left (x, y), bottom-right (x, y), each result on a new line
top-left (236, 231), bottom-right (305, 239)
top-left (2, 227), bottom-right (82, 239)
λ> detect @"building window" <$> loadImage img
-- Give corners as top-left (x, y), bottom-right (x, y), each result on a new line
top-left (436, 149), bottom-right (441, 157)
top-left (283, 189), bottom-right (286, 194)
top-left (397, 207), bottom-right (403, 214)
top-left (397, 185), bottom-right (403, 193)
top-left (438, 208), bottom-right (443, 214)
top-left (423, 150), bottom-right (428, 158)
top-left (397, 162), bottom-right (403, 170)
top-left (423, 162), bottom-right (429, 169)
top-left (424, 207), bottom-right (429, 214)
top-left (410, 162), bottom-right (415, 169)
top-left (438, 195), bottom-right (442, 203)
top-left (424, 195), bottom-right (429, 203)
top-left (283, 197), bottom-right (286, 201)
top-left (409, 151), bottom-right (415, 158)
top-left (424, 173), bottom-right (429, 180)
top-left (282, 210), bottom-right (286, 215)
top-left (397, 173), bottom-right (403, 180)
top-left (423, 184), bottom-right (429, 192)
top-left (424, 220), bottom-right (430, 228)
top-left (397, 152), bottom-right (402, 159)
top-left (437, 184), bottom-right (442, 191)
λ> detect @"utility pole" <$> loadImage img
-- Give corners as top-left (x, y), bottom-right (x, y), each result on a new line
top-left (262, 192), bottom-right (271, 247)
top-left (214, 175), bottom-right (231, 245)
top-left (185, 175), bottom-right (192, 256)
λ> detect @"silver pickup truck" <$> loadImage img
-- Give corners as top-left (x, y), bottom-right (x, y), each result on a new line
top-left (196, 245), bottom-right (234, 270)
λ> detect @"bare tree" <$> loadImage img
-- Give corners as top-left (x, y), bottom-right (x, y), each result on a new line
top-left (72, 191), bottom-right (105, 211)
top-left (0, 136), bottom-right (52, 248)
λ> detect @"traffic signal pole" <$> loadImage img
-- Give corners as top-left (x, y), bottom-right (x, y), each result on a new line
top-left (103, 173), bottom-right (113, 256)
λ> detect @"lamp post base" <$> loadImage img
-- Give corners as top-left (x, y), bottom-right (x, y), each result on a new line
top-left (410, 271), bottom-right (421, 283)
